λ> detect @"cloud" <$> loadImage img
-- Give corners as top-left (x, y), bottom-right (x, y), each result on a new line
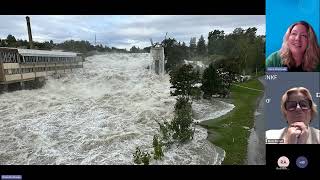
top-left (0, 15), bottom-right (265, 49)
top-left (115, 27), bottom-right (159, 38)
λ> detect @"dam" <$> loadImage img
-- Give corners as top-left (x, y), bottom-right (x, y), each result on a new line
top-left (0, 47), bottom-right (83, 91)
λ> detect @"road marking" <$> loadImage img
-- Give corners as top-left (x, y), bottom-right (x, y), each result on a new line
top-left (233, 84), bottom-right (264, 92)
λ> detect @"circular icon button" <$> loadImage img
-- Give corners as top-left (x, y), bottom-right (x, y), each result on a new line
top-left (277, 156), bottom-right (290, 168)
top-left (296, 156), bottom-right (308, 168)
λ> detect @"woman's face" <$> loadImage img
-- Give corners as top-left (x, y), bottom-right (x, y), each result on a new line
top-left (288, 24), bottom-right (308, 56)
top-left (285, 92), bottom-right (312, 125)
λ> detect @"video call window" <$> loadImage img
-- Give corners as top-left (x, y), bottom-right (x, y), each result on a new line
top-left (265, 0), bottom-right (320, 172)
top-left (266, 0), bottom-right (320, 72)
top-left (265, 0), bottom-right (320, 144)
top-left (265, 72), bottom-right (320, 144)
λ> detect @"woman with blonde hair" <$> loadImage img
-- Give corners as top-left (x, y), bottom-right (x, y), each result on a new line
top-left (266, 87), bottom-right (320, 144)
top-left (266, 21), bottom-right (320, 71)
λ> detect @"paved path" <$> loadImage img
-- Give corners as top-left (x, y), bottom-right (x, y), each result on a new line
top-left (245, 76), bottom-right (266, 165)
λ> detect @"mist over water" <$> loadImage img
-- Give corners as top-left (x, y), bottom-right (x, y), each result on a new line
top-left (0, 53), bottom-right (234, 165)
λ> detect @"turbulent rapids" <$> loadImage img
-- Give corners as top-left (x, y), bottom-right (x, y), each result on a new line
top-left (0, 53), bottom-right (234, 165)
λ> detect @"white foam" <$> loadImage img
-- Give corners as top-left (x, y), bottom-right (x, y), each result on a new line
top-left (193, 99), bottom-right (235, 123)
top-left (0, 53), bottom-right (233, 165)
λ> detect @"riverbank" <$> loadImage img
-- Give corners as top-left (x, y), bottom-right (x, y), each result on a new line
top-left (200, 77), bottom-right (264, 164)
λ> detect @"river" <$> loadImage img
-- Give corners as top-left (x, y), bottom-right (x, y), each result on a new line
top-left (0, 53), bottom-right (234, 165)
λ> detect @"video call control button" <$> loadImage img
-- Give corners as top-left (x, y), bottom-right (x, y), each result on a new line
top-left (277, 156), bottom-right (290, 168)
top-left (296, 156), bottom-right (308, 168)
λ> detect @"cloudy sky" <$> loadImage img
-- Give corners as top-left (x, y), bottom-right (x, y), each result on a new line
top-left (0, 15), bottom-right (265, 50)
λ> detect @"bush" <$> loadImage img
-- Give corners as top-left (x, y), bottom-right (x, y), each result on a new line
top-left (133, 147), bottom-right (151, 165)
top-left (171, 97), bottom-right (194, 143)
top-left (133, 147), bottom-right (143, 164)
top-left (157, 120), bottom-right (171, 142)
top-left (153, 135), bottom-right (164, 160)
top-left (142, 152), bottom-right (151, 165)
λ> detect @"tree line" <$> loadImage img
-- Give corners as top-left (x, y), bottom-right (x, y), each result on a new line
top-left (162, 27), bottom-right (265, 75)
top-left (164, 28), bottom-right (265, 101)
top-left (0, 34), bottom-right (148, 54)
top-left (1, 26), bottom-right (264, 74)
top-left (132, 27), bottom-right (266, 164)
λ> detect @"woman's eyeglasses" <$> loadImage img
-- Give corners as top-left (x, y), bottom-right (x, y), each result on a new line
top-left (284, 99), bottom-right (312, 111)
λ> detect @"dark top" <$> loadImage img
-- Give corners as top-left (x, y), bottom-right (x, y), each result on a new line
top-left (266, 51), bottom-right (320, 72)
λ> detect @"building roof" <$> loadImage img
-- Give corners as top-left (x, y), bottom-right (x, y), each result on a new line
top-left (0, 47), bottom-right (78, 57)
top-left (18, 49), bottom-right (78, 57)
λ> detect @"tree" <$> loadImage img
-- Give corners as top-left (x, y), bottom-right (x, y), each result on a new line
top-left (196, 35), bottom-right (206, 56)
top-left (169, 64), bottom-right (200, 99)
top-left (216, 68), bottom-right (232, 98)
top-left (245, 27), bottom-right (258, 43)
top-left (181, 42), bottom-right (189, 60)
top-left (171, 96), bottom-right (194, 143)
top-left (189, 37), bottom-right (197, 58)
top-left (130, 46), bottom-right (140, 53)
top-left (202, 60), bottom-right (238, 98)
top-left (36, 41), bottom-right (53, 50)
top-left (6, 34), bottom-right (17, 47)
top-left (214, 27), bottom-right (263, 75)
top-left (168, 64), bottom-right (198, 143)
top-left (16, 39), bottom-right (29, 48)
top-left (96, 44), bottom-right (105, 52)
top-left (162, 38), bottom-right (185, 72)
top-left (201, 63), bottom-right (222, 99)
top-left (254, 36), bottom-right (266, 73)
top-left (0, 38), bottom-right (7, 47)
top-left (233, 27), bottom-right (245, 35)
top-left (242, 30), bottom-right (265, 74)
top-left (214, 57), bottom-right (239, 78)
top-left (143, 46), bottom-right (151, 53)
top-left (153, 135), bottom-right (164, 160)
top-left (207, 30), bottom-right (225, 55)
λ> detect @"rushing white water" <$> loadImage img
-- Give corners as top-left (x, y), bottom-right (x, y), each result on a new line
top-left (193, 100), bottom-right (235, 123)
top-left (0, 53), bottom-right (234, 165)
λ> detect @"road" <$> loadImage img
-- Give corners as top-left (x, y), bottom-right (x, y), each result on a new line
top-left (246, 76), bottom-right (266, 165)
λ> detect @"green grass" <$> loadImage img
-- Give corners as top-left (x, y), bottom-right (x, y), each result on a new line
top-left (200, 77), bottom-right (264, 164)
